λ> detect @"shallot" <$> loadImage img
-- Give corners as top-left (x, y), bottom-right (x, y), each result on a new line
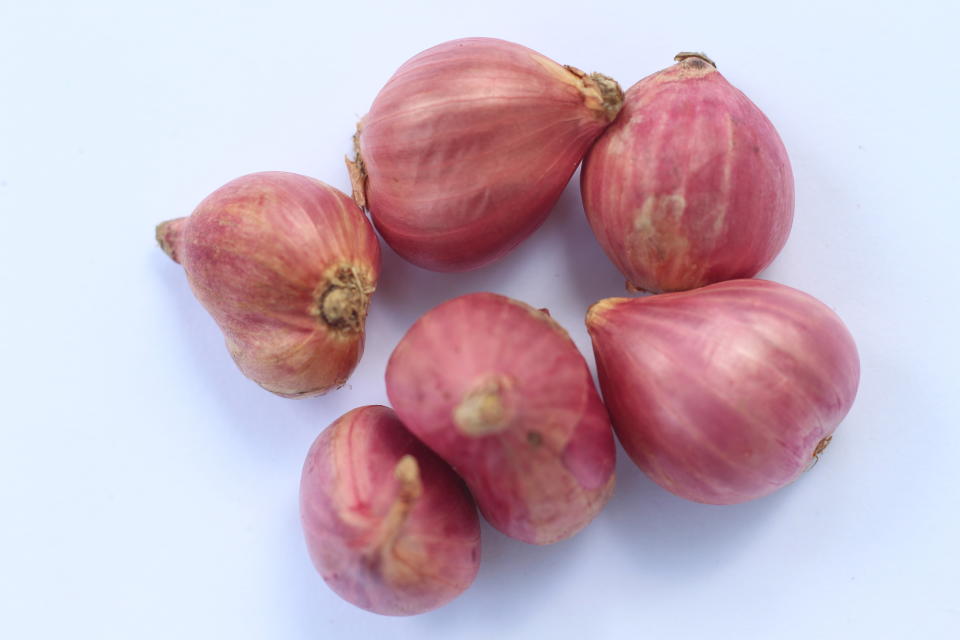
top-left (386, 293), bottom-right (616, 544)
top-left (348, 37), bottom-right (623, 271)
top-left (586, 279), bottom-right (859, 504)
top-left (156, 172), bottom-right (380, 397)
top-left (300, 405), bottom-right (481, 616)
top-left (581, 53), bottom-right (794, 293)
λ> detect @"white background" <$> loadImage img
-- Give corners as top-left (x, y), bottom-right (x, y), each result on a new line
top-left (2, 1), bottom-right (958, 638)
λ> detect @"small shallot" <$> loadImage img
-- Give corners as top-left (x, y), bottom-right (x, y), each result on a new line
top-left (586, 279), bottom-right (859, 504)
top-left (156, 172), bottom-right (380, 397)
top-left (386, 293), bottom-right (616, 544)
top-left (581, 53), bottom-right (794, 293)
top-left (348, 37), bottom-right (623, 272)
top-left (300, 405), bottom-right (481, 616)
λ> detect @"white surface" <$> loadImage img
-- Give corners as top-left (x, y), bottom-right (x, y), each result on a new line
top-left (2, 1), bottom-right (959, 638)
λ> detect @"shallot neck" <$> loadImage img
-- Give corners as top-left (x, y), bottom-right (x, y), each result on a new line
top-left (453, 374), bottom-right (514, 437)
top-left (370, 455), bottom-right (422, 552)
top-left (674, 52), bottom-right (717, 69)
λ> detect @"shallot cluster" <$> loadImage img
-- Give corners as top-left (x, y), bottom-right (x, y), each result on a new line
top-left (158, 38), bottom-right (861, 618)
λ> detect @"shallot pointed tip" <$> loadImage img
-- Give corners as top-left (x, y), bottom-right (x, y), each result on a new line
top-left (453, 375), bottom-right (513, 437)
top-left (155, 217), bottom-right (187, 264)
top-left (563, 64), bottom-right (624, 122)
top-left (587, 72), bottom-right (624, 121)
top-left (674, 51), bottom-right (717, 69)
top-left (393, 454), bottom-right (423, 501)
top-left (585, 297), bottom-right (628, 330)
top-left (373, 455), bottom-right (424, 551)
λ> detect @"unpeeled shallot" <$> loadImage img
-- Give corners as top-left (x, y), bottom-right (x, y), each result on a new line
top-left (386, 293), bottom-right (616, 544)
top-left (300, 405), bottom-right (480, 615)
top-left (586, 279), bottom-right (859, 504)
top-left (581, 53), bottom-right (794, 293)
top-left (348, 37), bottom-right (623, 272)
top-left (157, 172), bottom-right (380, 397)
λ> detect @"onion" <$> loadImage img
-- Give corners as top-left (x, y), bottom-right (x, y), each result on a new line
top-left (581, 53), bottom-right (794, 293)
top-left (586, 279), bottom-right (859, 504)
top-left (300, 405), bottom-right (481, 616)
top-left (156, 172), bottom-right (380, 397)
top-left (385, 293), bottom-right (616, 544)
top-left (348, 37), bottom-right (623, 272)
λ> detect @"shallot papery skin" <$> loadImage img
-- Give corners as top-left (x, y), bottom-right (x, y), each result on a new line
top-left (300, 405), bottom-right (481, 616)
top-left (348, 37), bottom-right (623, 272)
top-left (156, 172), bottom-right (380, 397)
top-left (586, 279), bottom-right (859, 505)
top-left (581, 53), bottom-right (794, 293)
top-left (385, 293), bottom-right (616, 545)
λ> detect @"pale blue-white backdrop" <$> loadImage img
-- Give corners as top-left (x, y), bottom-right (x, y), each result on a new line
top-left (1, 1), bottom-right (957, 638)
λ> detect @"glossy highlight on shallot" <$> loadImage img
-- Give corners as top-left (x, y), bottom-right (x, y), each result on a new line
top-left (348, 37), bottom-right (623, 272)
top-left (581, 53), bottom-right (794, 293)
top-left (586, 279), bottom-right (859, 505)
top-left (300, 405), bottom-right (481, 616)
top-left (156, 172), bottom-right (380, 397)
top-left (386, 293), bottom-right (616, 545)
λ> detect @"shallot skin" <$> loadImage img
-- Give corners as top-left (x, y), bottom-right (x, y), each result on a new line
top-left (385, 293), bottom-right (616, 545)
top-left (581, 54), bottom-right (794, 293)
top-left (349, 37), bottom-right (623, 272)
top-left (300, 405), bottom-right (481, 616)
top-left (156, 172), bottom-right (380, 397)
top-left (586, 279), bottom-right (859, 505)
